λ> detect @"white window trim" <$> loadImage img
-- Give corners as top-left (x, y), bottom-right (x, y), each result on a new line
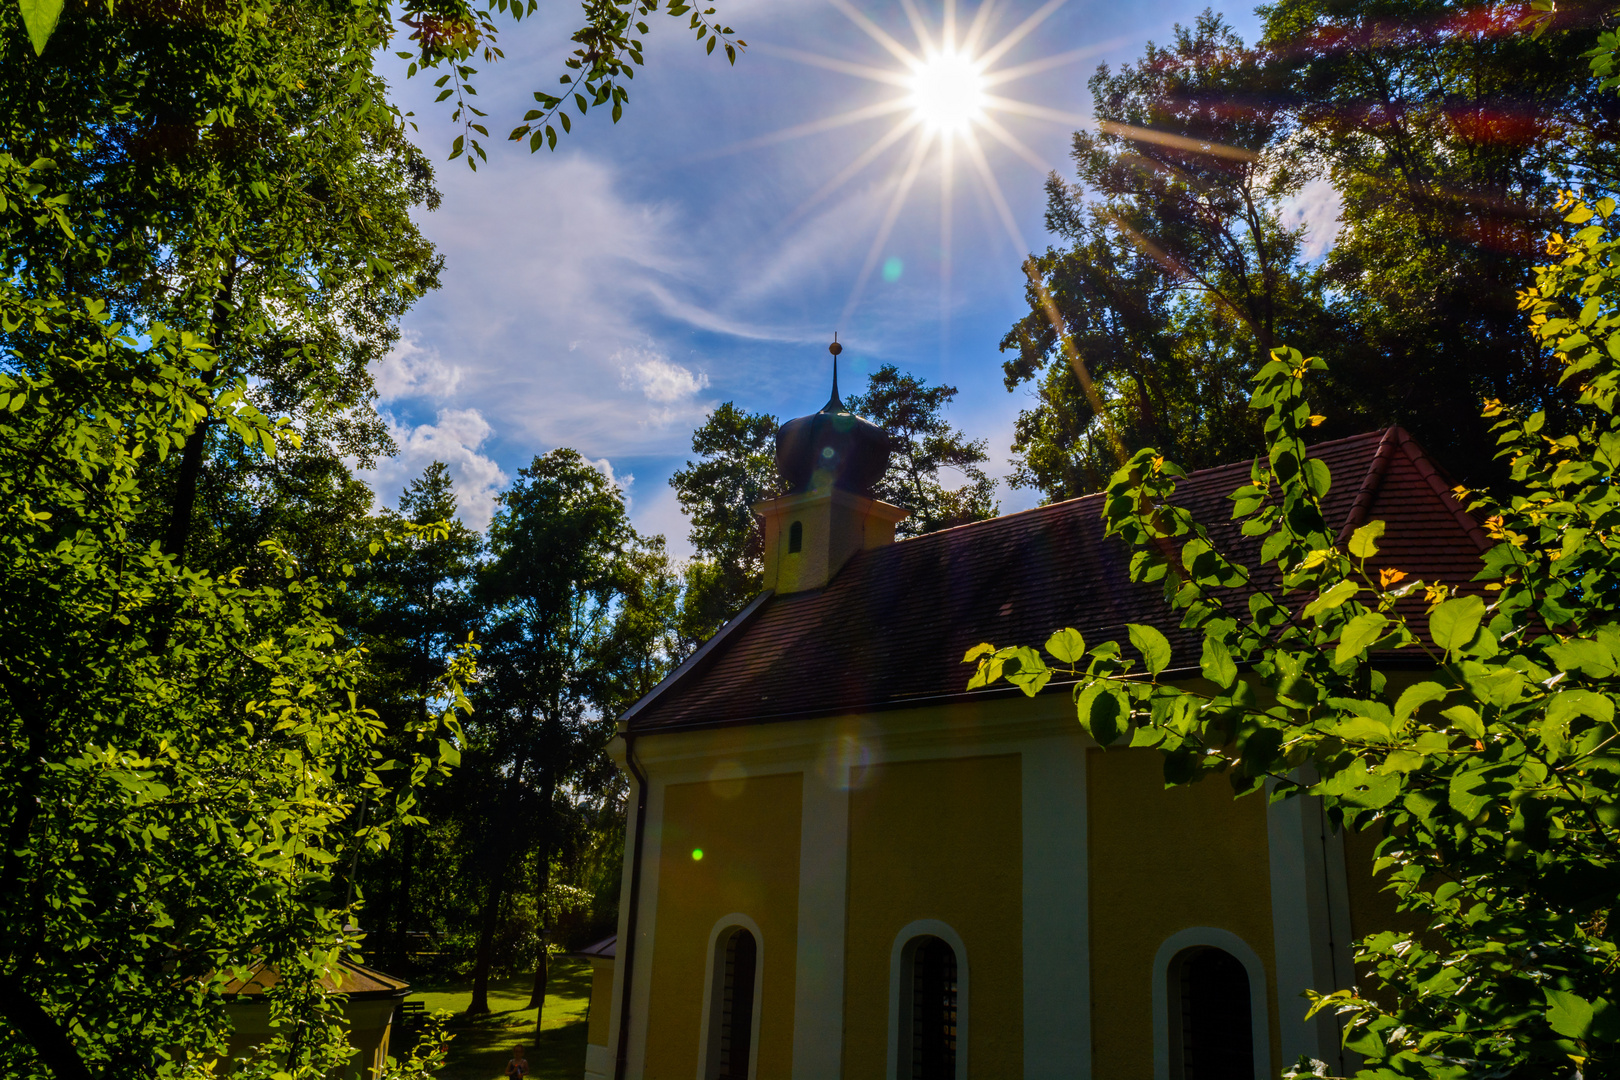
top-left (696, 913), bottom-right (765, 1080)
top-left (1151, 927), bottom-right (1271, 1080)
top-left (887, 919), bottom-right (970, 1080)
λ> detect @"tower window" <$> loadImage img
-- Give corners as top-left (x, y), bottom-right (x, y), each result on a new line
top-left (1172, 947), bottom-right (1253, 1080)
top-left (905, 936), bottom-right (957, 1079)
top-left (788, 520), bottom-right (803, 554)
top-left (711, 928), bottom-right (758, 1079)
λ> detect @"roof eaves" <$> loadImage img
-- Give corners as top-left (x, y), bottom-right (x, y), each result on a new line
top-left (619, 588), bottom-right (775, 729)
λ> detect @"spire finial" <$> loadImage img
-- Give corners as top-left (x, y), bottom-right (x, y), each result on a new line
top-left (825, 332), bottom-right (844, 411)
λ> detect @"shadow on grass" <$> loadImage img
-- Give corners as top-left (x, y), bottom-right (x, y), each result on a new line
top-left (403, 962), bottom-right (594, 1080)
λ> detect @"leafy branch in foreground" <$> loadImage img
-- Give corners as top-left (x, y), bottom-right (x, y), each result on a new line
top-left (967, 197), bottom-right (1620, 1078)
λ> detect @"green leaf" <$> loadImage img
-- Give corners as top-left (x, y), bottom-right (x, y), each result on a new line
top-left (1127, 624), bottom-right (1172, 676)
top-left (1546, 989), bottom-right (1593, 1040)
top-left (1348, 519), bottom-right (1384, 559)
top-left (1393, 681), bottom-right (1448, 725)
top-left (1044, 628), bottom-right (1086, 665)
top-left (1545, 637), bottom-right (1617, 678)
top-left (1076, 683), bottom-right (1129, 746)
top-left (1545, 688), bottom-right (1615, 727)
top-left (962, 642), bottom-right (994, 664)
top-left (1441, 705), bottom-right (1485, 740)
top-left (1301, 457), bottom-right (1331, 497)
top-left (1335, 611), bottom-right (1388, 664)
top-left (18, 0), bottom-right (63, 54)
top-left (1303, 579), bottom-right (1359, 619)
top-left (1429, 595), bottom-right (1486, 654)
top-left (1200, 636), bottom-right (1237, 688)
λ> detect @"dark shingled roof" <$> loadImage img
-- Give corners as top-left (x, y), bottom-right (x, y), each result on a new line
top-left (625, 428), bottom-right (1490, 733)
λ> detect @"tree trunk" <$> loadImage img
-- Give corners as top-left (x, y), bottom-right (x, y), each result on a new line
top-left (526, 767), bottom-right (558, 1012)
top-left (465, 877), bottom-right (503, 1016)
top-left (395, 824), bottom-right (415, 972)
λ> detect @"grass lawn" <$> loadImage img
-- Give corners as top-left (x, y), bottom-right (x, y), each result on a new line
top-left (402, 960), bottom-right (592, 1080)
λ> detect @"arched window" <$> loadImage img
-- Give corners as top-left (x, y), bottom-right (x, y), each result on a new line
top-left (905, 936), bottom-right (958, 1079)
top-left (788, 520), bottom-right (803, 554)
top-left (888, 920), bottom-right (968, 1080)
top-left (1170, 947), bottom-right (1253, 1080)
top-left (704, 925), bottom-right (759, 1080)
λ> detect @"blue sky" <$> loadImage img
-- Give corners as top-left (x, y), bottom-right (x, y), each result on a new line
top-left (367, 0), bottom-right (1323, 557)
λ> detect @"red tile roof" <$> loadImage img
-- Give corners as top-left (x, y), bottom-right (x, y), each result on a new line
top-left (624, 428), bottom-right (1488, 732)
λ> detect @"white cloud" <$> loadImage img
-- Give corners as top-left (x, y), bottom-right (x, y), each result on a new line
top-left (362, 408), bottom-right (509, 531)
top-left (583, 455), bottom-right (634, 499)
top-left (373, 334), bottom-right (463, 401)
top-left (619, 349), bottom-right (710, 404)
top-left (1281, 176), bottom-right (1342, 262)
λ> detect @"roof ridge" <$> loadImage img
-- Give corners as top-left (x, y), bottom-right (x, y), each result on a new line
top-left (1335, 426), bottom-right (1401, 545)
top-left (1390, 427), bottom-right (1492, 552)
top-left (888, 429), bottom-right (1393, 549)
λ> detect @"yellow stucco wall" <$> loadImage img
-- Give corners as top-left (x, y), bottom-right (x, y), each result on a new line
top-left (587, 957), bottom-right (614, 1048)
top-left (843, 753), bottom-right (1023, 1079)
top-left (642, 770), bottom-right (803, 1079)
top-left (1087, 747), bottom-right (1279, 1076)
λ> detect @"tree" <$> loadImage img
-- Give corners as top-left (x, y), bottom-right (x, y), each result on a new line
top-left (0, 233), bottom-right (466, 1080)
top-left (1255, 0), bottom-right (1620, 478)
top-left (969, 192), bottom-right (1620, 1077)
top-left (0, 0), bottom-right (472, 1071)
top-left (467, 449), bottom-right (636, 1016)
top-left (1001, 12), bottom-right (1331, 500)
top-left (670, 403), bottom-right (779, 646)
top-left (845, 364), bottom-right (998, 536)
top-left (348, 463), bottom-right (482, 970)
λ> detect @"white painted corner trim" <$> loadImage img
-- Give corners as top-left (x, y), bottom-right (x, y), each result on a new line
top-left (1151, 927), bottom-right (1272, 1080)
top-left (887, 919), bottom-right (970, 1080)
top-left (696, 913), bottom-right (765, 1080)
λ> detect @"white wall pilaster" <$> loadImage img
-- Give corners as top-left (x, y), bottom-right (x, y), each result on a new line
top-left (791, 761), bottom-right (851, 1078)
top-left (1022, 737), bottom-right (1090, 1077)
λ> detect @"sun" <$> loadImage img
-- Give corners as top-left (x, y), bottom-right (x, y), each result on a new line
top-left (908, 50), bottom-right (986, 132)
top-left (725, 0), bottom-right (1118, 327)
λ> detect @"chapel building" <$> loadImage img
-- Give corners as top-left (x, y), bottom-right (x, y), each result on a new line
top-left (578, 365), bottom-right (1488, 1080)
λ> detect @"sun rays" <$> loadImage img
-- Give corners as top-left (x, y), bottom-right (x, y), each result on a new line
top-left (742, 0), bottom-right (1118, 329)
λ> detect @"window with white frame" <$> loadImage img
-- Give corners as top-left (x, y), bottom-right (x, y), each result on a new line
top-left (888, 920), bottom-right (969, 1080)
top-left (1169, 946), bottom-right (1254, 1080)
top-left (704, 925), bottom-right (759, 1080)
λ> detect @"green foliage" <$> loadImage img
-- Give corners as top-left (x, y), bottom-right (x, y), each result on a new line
top-left (970, 198), bottom-right (1620, 1077)
top-left (0, 281), bottom-right (467, 1077)
top-left (1254, 0), bottom-right (1618, 477)
top-left (1001, 12), bottom-right (1326, 498)
top-left (670, 402), bottom-right (779, 646)
top-left (1008, 3), bottom-right (1620, 502)
top-left (845, 364), bottom-right (997, 537)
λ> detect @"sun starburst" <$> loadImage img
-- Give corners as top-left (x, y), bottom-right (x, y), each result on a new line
top-left (732, 0), bottom-right (1119, 333)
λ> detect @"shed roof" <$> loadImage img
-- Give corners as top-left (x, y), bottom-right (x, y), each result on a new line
top-left (625, 427), bottom-right (1488, 733)
top-left (220, 956), bottom-right (411, 1001)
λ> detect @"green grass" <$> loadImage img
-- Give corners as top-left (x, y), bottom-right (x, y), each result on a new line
top-left (402, 960), bottom-right (592, 1080)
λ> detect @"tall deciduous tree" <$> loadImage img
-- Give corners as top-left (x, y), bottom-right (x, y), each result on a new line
top-left (1001, 12), bottom-right (1331, 500)
top-left (348, 462), bottom-right (482, 969)
top-left (1257, 0), bottom-right (1620, 475)
top-left (670, 402), bottom-right (779, 646)
top-left (845, 364), bottom-right (997, 536)
top-left (466, 449), bottom-right (636, 1016)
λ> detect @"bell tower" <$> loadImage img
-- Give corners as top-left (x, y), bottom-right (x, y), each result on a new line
top-left (754, 337), bottom-right (908, 594)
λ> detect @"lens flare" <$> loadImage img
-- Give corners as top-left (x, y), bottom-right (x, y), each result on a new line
top-left (692, 848), bottom-right (704, 861)
top-left (908, 50), bottom-right (986, 132)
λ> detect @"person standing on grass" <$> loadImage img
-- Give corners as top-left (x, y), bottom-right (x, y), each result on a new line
top-left (505, 1046), bottom-right (530, 1078)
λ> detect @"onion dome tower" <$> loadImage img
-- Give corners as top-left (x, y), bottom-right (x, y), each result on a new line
top-left (753, 337), bottom-right (908, 594)
top-left (774, 337), bottom-right (891, 495)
